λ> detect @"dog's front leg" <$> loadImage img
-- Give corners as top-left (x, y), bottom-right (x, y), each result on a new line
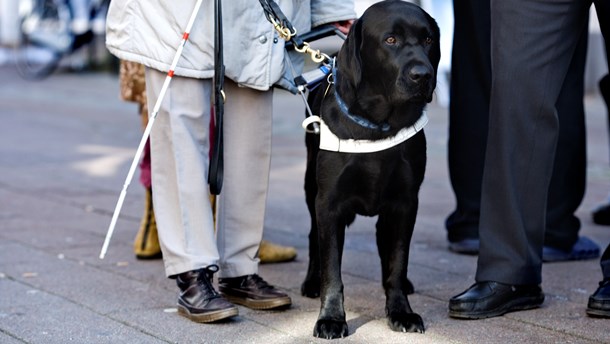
top-left (301, 221), bottom-right (321, 298)
top-left (377, 209), bottom-right (424, 333)
top-left (302, 145), bottom-right (321, 298)
top-left (313, 210), bottom-right (348, 339)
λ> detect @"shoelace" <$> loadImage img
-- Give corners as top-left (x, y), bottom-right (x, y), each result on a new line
top-left (248, 274), bottom-right (273, 290)
top-left (197, 265), bottom-right (222, 300)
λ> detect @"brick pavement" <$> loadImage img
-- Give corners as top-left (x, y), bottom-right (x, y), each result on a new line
top-left (0, 63), bottom-right (609, 343)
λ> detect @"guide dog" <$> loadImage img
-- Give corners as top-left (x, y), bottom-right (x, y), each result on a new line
top-left (300, 1), bottom-right (440, 339)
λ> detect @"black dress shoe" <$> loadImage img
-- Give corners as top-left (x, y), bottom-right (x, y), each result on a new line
top-left (592, 203), bottom-right (610, 226)
top-left (175, 265), bottom-right (238, 323)
top-left (219, 274), bottom-right (292, 310)
top-left (587, 278), bottom-right (610, 318)
top-left (448, 238), bottom-right (480, 255)
top-left (449, 281), bottom-right (544, 319)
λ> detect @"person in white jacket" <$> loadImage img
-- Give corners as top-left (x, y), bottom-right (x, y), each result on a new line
top-left (106, 0), bottom-right (355, 323)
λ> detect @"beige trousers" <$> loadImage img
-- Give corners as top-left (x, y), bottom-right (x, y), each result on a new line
top-left (145, 68), bottom-right (273, 278)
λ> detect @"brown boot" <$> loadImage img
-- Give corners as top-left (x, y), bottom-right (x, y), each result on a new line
top-left (176, 266), bottom-right (238, 323)
top-left (259, 240), bottom-right (297, 264)
top-left (133, 188), bottom-right (162, 259)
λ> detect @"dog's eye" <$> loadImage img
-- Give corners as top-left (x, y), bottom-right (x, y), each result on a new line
top-left (384, 36), bottom-right (397, 45)
top-left (424, 37), bottom-right (433, 45)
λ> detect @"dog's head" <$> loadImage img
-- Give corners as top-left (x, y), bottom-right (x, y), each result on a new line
top-left (337, 1), bottom-right (440, 105)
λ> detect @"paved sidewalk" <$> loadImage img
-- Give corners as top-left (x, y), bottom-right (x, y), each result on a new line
top-left (0, 62), bottom-right (609, 344)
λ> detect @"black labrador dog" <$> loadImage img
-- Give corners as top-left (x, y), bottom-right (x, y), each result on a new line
top-left (300, 1), bottom-right (440, 339)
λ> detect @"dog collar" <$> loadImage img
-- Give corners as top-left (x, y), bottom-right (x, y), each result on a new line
top-left (302, 111), bottom-right (428, 153)
top-left (332, 66), bottom-right (391, 132)
top-left (334, 90), bottom-right (391, 132)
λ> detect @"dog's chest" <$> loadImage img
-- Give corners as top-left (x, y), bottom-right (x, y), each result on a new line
top-left (320, 148), bottom-right (420, 216)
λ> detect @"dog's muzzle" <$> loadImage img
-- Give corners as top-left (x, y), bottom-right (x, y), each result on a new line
top-left (398, 63), bottom-right (435, 102)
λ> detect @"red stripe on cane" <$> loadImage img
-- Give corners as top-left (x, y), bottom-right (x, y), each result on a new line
top-left (168, 70), bottom-right (174, 77)
top-left (183, 32), bottom-right (189, 40)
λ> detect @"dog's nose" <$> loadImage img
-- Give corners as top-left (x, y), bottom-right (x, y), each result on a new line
top-left (408, 65), bottom-right (432, 84)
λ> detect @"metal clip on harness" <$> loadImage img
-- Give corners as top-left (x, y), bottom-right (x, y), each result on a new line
top-left (294, 42), bottom-right (329, 64)
top-left (259, 0), bottom-right (335, 64)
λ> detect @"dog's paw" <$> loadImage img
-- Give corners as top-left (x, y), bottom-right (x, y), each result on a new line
top-left (301, 278), bottom-right (320, 298)
top-left (387, 312), bottom-right (425, 333)
top-left (313, 319), bottom-right (349, 339)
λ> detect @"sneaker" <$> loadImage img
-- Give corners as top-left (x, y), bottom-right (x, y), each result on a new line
top-left (587, 278), bottom-right (610, 318)
top-left (219, 274), bottom-right (292, 310)
top-left (175, 265), bottom-right (238, 323)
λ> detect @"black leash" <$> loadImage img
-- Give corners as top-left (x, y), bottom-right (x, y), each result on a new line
top-left (259, 0), bottom-right (348, 134)
top-left (208, 0), bottom-right (224, 195)
top-left (208, 0), bottom-right (345, 192)
top-left (259, 0), bottom-right (304, 49)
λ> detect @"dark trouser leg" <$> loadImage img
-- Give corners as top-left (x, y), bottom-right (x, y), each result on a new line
top-left (446, 0), bottom-right (491, 243)
top-left (595, 0), bottom-right (610, 280)
top-left (476, 0), bottom-right (590, 285)
top-left (544, 29), bottom-right (587, 251)
top-left (447, 0), bottom-right (587, 252)
top-left (602, 244), bottom-right (610, 279)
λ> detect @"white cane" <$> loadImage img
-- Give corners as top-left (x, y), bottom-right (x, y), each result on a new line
top-left (99, 0), bottom-right (204, 259)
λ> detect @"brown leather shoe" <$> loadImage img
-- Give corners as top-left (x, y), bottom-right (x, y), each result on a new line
top-left (176, 265), bottom-right (238, 323)
top-left (219, 274), bottom-right (292, 310)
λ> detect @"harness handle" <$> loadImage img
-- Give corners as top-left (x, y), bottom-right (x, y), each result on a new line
top-left (284, 24), bottom-right (344, 51)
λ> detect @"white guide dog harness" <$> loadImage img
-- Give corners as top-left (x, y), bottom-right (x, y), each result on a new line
top-left (300, 59), bottom-right (429, 153)
top-left (306, 112), bottom-right (428, 153)
top-left (303, 112), bottom-right (428, 153)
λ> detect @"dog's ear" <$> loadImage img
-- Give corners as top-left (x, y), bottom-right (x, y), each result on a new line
top-left (337, 18), bottom-right (363, 90)
top-left (426, 14), bottom-right (441, 73)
